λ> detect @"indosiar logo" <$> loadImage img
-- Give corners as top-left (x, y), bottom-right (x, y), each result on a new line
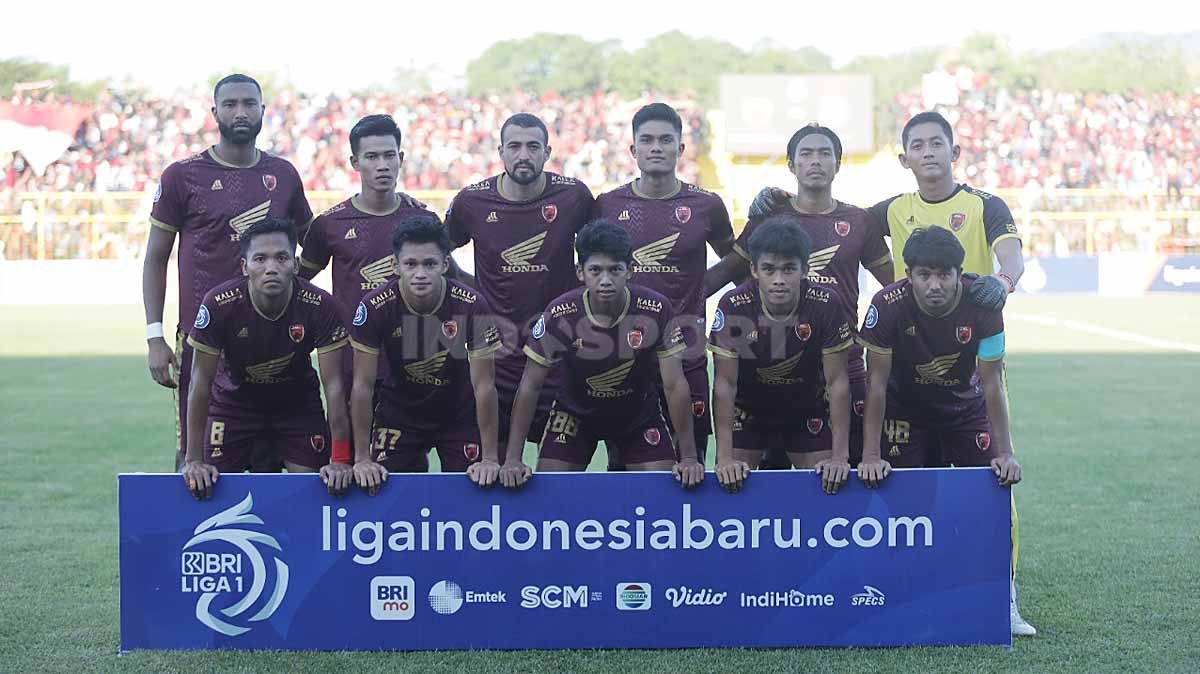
top-left (615, 582), bottom-right (652, 611)
top-left (180, 493), bottom-right (289, 637)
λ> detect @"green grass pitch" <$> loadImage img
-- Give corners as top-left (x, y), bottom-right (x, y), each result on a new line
top-left (1, 295), bottom-right (1197, 673)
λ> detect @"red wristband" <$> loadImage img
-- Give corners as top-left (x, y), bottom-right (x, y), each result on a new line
top-left (995, 272), bottom-right (1016, 294)
top-left (331, 439), bottom-right (352, 464)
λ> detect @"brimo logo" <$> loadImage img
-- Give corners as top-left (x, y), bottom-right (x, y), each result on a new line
top-left (181, 493), bottom-right (289, 637)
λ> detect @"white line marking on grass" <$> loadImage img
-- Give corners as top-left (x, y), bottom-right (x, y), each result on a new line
top-left (1008, 312), bottom-right (1200, 353)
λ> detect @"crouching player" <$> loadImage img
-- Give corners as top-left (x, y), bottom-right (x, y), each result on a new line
top-left (181, 218), bottom-right (352, 499)
top-left (709, 216), bottom-right (854, 494)
top-left (499, 220), bottom-right (705, 489)
top-left (349, 216), bottom-right (503, 494)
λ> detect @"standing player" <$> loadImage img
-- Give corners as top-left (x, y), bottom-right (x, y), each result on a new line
top-left (594, 103), bottom-right (735, 463)
top-left (856, 226), bottom-right (1029, 634)
top-left (299, 114), bottom-right (438, 396)
top-left (498, 220), bottom-right (704, 489)
top-left (143, 73), bottom-right (314, 468)
top-left (707, 125), bottom-right (894, 467)
top-left (180, 218), bottom-right (352, 499)
top-left (349, 217), bottom-right (503, 493)
top-left (709, 217), bottom-right (854, 495)
top-left (445, 113), bottom-right (595, 455)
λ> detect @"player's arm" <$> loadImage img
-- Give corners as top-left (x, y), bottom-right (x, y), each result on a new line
top-left (994, 238), bottom-right (1024, 288)
top-left (704, 253), bottom-right (749, 299)
top-left (978, 349), bottom-right (1020, 486)
top-left (297, 216), bottom-right (330, 281)
top-left (501, 355), bottom-right (548, 488)
top-left (445, 255), bottom-right (476, 288)
top-left (316, 346), bottom-right (353, 496)
top-left (859, 348), bottom-right (893, 488)
top-left (467, 354), bottom-right (501, 487)
top-left (181, 347), bottom-right (219, 499)
top-left (968, 195), bottom-right (1024, 310)
top-left (710, 352), bottom-right (748, 493)
top-left (349, 346), bottom-right (388, 495)
top-left (659, 352), bottom-right (703, 488)
top-left (702, 200), bottom-right (738, 297)
top-left (815, 347), bottom-right (852, 494)
top-left (443, 199), bottom-right (477, 288)
top-left (142, 225), bottom-right (179, 388)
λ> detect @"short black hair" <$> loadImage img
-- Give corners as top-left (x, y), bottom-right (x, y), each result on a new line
top-left (747, 215), bottom-right (813, 267)
top-left (240, 217), bottom-right (296, 257)
top-left (787, 123), bottom-right (843, 166)
top-left (391, 215), bottom-right (450, 257)
top-left (213, 73), bottom-right (262, 103)
top-left (901, 111), bottom-right (954, 149)
top-left (575, 219), bottom-right (633, 265)
top-left (902, 226), bottom-right (965, 272)
top-left (632, 102), bottom-right (683, 138)
top-left (500, 113), bottom-right (549, 144)
top-left (350, 114), bottom-right (402, 156)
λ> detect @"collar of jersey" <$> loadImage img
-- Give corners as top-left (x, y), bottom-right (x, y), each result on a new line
top-left (631, 178), bottom-right (682, 200)
top-left (400, 279), bottom-right (447, 316)
top-left (915, 183), bottom-right (965, 206)
top-left (582, 287), bottom-right (631, 328)
top-left (351, 194), bottom-right (403, 217)
top-left (207, 146), bottom-right (262, 169)
top-left (250, 280), bottom-right (294, 322)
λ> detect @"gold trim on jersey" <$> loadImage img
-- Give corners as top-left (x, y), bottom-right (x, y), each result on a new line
top-left (316, 338), bottom-right (349, 355)
top-left (523, 344), bottom-right (556, 367)
top-left (856, 336), bottom-right (892, 355)
top-left (586, 360), bottom-right (635, 393)
top-left (245, 352), bottom-right (294, 384)
top-left (405, 350), bottom-right (450, 378)
top-left (656, 341), bottom-right (686, 359)
top-left (250, 285), bottom-right (294, 322)
top-left (185, 334), bottom-right (220, 356)
top-left (351, 194), bottom-right (403, 217)
top-left (630, 179), bottom-right (682, 200)
top-left (359, 255), bottom-right (396, 288)
top-left (915, 353), bottom-right (961, 379)
top-left (822, 338), bottom-right (853, 355)
top-left (991, 233), bottom-right (1020, 249)
top-left (149, 216), bottom-right (179, 233)
top-left (732, 242), bottom-right (750, 261)
top-left (807, 245), bottom-right (839, 274)
top-left (207, 146), bottom-right (262, 168)
top-left (501, 231), bottom-right (548, 268)
top-left (298, 256), bottom-right (324, 271)
top-left (582, 287), bottom-right (631, 328)
top-left (866, 254), bottom-right (892, 269)
top-left (400, 279), bottom-right (447, 317)
top-left (467, 340), bottom-right (503, 359)
top-left (707, 343), bottom-right (738, 359)
top-left (350, 339), bottom-right (379, 355)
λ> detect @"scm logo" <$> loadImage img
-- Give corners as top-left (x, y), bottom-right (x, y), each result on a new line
top-left (370, 576), bottom-right (415, 621)
top-left (520, 585), bottom-right (591, 609)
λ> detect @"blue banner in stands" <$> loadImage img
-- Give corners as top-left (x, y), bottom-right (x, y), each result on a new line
top-left (118, 469), bottom-right (1010, 651)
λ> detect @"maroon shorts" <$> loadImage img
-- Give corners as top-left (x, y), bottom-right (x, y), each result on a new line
top-left (203, 411), bottom-right (329, 472)
top-left (370, 405), bottom-right (483, 473)
top-left (880, 405), bottom-right (998, 468)
top-left (497, 373), bottom-right (554, 451)
top-left (538, 403), bottom-right (676, 467)
top-left (640, 364), bottom-right (710, 466)
top-left (732, 406), bottom-right (832, 455)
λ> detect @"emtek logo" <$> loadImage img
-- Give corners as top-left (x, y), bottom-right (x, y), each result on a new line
top-left (371, 576), bottom-right (415, 620)
top-left (850, 586), bottom-right (886, 607)
top-left (520, 585), bottom-right (593, 609)
top-left (616, 582), bottom-right (652, 611)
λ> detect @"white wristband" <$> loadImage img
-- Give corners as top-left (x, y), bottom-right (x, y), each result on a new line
top-left (146, 322), bottom-right (165, 340)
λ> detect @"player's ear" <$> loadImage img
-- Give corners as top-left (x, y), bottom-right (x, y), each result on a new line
top-left (544, 144), bottom-right (552, 160)
top-left (349, 153), bottom-right (359, 171)
top-left (749, 263), bottom-right (760, 281)
top-left (576, 264), bottom-right (585, 282)
top-left (397, 150), bottom-right (405, 168)
top-left (679, 142), bottom-right (686, 156)
top-left (950, 144), bottom-right (961, 162)
top-left (898, 151), bottom-right (910, 169)
top-left (629, 143), bottom-right (636, 159)
top-left (240, 257), bottom-right (248, 276)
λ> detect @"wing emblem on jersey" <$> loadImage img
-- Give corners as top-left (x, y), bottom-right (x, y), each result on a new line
top-left (501, 231), bottom-right (547, 265)
top-left (585, 360), bottom-right (636, 393)
top-left (806, 244), bottom-right (840, 274)
top-left (915, 353), bottom-right (961, 380)
top-left (228, 200), bottom-right (272, 236)
top-left (632, 233), bottom-right (680, 267)
top-left (404, 350), bottom-right (450, 380)
top-left (756, 352), bottom-right (805, 385)
top-left (359, 256), bottom-right (396, 285)
top-left (245, 353), bottom-right (294, 384)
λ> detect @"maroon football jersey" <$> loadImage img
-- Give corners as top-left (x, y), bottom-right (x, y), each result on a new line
top-left (857, 276), bottom-right (1004, 424)
top-left (593, 181), bottom-right (732, 370)
top-left (445, 173), bottom-right (594, 386)
top-left (187, 277), bottom-right (347, 418)
top-left (151, 148), bottom-right (313, 331)
top-left (350, 279), bottom-right (502, 431)
top-left (523, 284), bottom-right (685, 428)
top-left (709, 280), bottom-right (853, 420)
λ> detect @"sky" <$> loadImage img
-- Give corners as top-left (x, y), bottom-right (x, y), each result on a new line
top-left (6, 0), bottom-right (1192, 93)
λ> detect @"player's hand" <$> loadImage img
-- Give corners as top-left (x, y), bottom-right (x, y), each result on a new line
top-left (499, 460), bottom-right (532, 489)
top-left (857, 458), bottom-right (892, 488)
top-left (319, 462), bottom-right (354, 497)
top-left (468, 459), bottom-right (501, 488)
top-left (964, 272), bottom-right (1009, 312)
top-left (673, 458), bottom-right (705, 489)
top-left (181, 460), bottom-right (219, 500)
top-left (815, 458), bottom-right (851, 495)
top-left (354, 460), bottom-right (389, 496)
top-left (396, 191), bottom-right (428, 209)
top-left (748, 187), bottom-right (792, 219)
top-left (715, 459), bottom-right (751, 493)
top-left (990, 455), bottom-right (1022, 486)
top-left (147, 337), bottom-right (179, 388)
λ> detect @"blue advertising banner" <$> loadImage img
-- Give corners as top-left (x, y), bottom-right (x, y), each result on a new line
top-left (118, 469), bottom-right (1011, 651)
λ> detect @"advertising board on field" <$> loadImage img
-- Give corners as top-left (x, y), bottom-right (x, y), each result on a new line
top-left (118, 469), bottom-right (1011, 651)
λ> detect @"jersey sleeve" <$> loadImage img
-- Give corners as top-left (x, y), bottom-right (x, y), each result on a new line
top-left (706, 293), bottom-right (740, 359)
top-left (149, 164), bottom-right (186, 233)
top-left (653, 301), bottom-right (686, 359)
top-left (522, 311), bottom-right (566, 367)
top-left (286, 164), bottom-right (315, 230)
top-left (856, 291), bottom-right (898, 355)
top-left (732, 215), bottom-right (764, 261)
top-left (444, 192), bottom-right (472, 247)
top-left (867, 197), bottom-right (898, 237)
top-left (574, 183), bottom-right (597, 232)
top-left (466, 294), bottom-right (503, 359)
top-left (981, 193), bottom-right (1020, 248)
top-left (185, 293), bottom-right (223, 356)
top-left (820, 303), bottom-right (854, 355)
top-left (298, 213), bottom-right (332, 272)
top-left (861, 211), bottom-right (892, 270)
top-left (314, 298), bottom-right (349, 355)
top-left (706, 195), bottom-right (735, 247)
top-left (349, 297), bottom-right (385, 355)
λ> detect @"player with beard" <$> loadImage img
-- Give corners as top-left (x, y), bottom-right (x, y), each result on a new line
top-left (143, 73), bottom-right (314, 469)
top-left (705, 125), bottom-right (893, 468)
top-left (594, 103), bottom-right (735, 466)
top-left (445, 113), bottom-right (594, 458)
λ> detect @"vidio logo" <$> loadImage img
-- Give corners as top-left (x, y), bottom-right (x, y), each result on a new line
top-left (180, 493), bottom-right (289, 636)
